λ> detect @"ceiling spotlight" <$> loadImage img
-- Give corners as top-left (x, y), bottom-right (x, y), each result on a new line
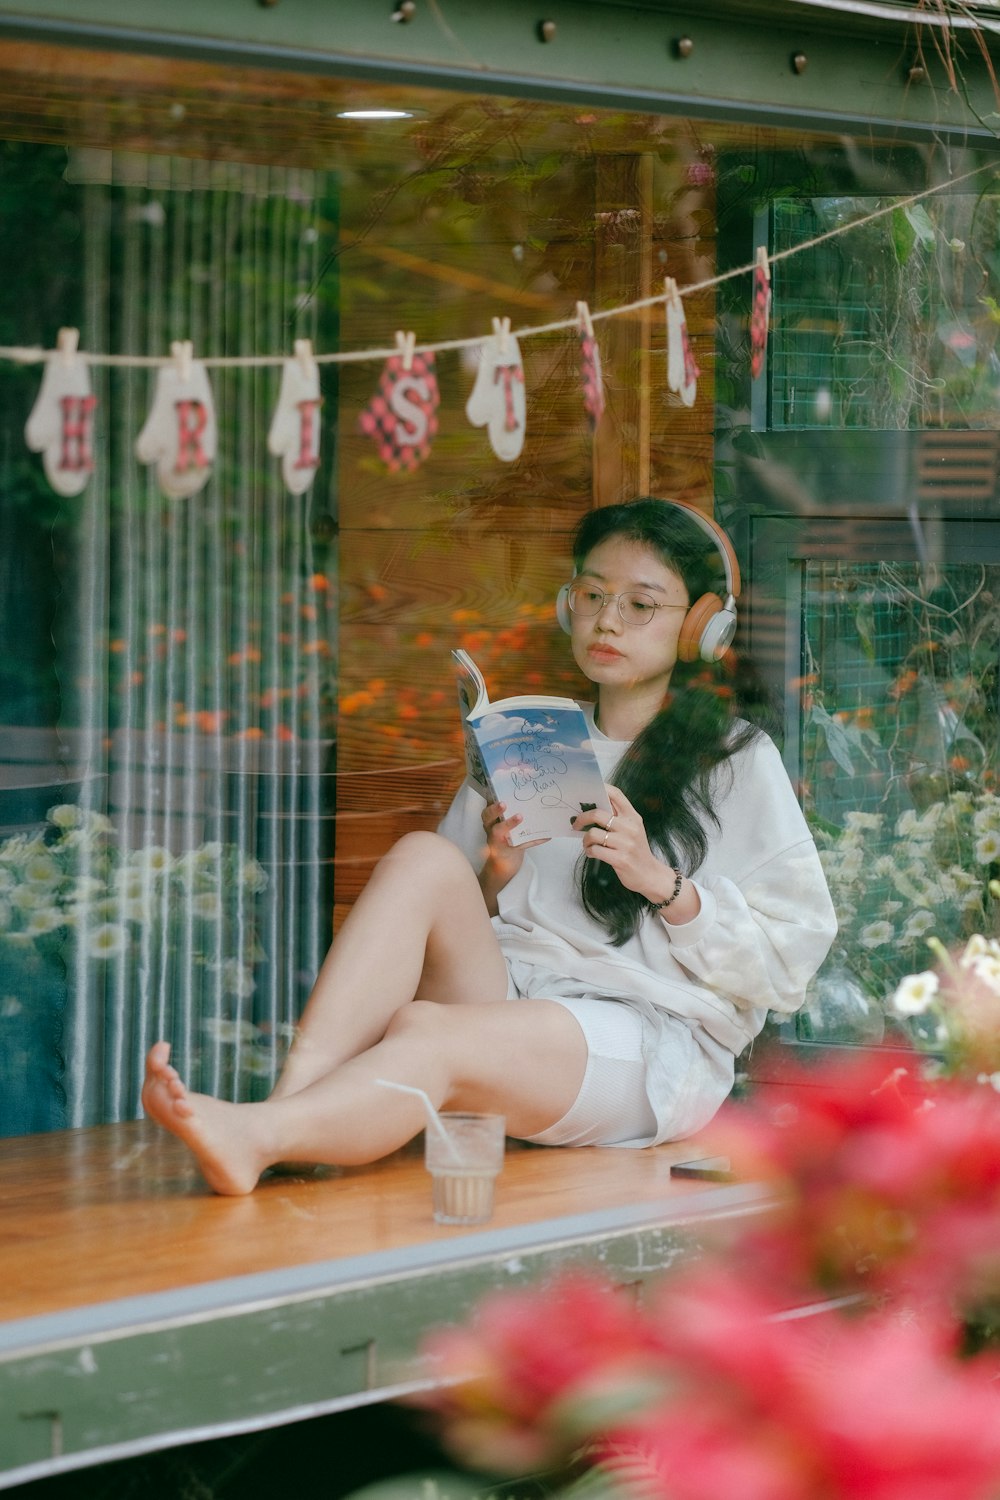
top-left (336, 109), bottom-right (415, 120)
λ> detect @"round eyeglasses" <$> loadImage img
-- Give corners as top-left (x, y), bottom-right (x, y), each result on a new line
top-left (565, 584), bottom-right (686, 626)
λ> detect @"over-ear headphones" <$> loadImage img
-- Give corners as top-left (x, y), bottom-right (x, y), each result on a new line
top-left (555, 498), bottom-right (741, 663)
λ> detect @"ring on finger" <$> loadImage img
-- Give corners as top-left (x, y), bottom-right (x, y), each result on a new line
top-left (601, 829), bottom-right (610, 846)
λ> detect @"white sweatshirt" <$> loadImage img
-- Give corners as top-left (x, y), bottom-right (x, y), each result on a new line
top-left (438, 706), bottom-right (837, 1066)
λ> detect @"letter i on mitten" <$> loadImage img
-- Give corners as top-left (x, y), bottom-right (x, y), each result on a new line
top-left (268, 340), bottom-right (322, 495)
top-left (135, 341), bottom-right (217, 499)
top-left (25, 328), bottom-right (98, 497)
top-left (465, 317), bottom-right (526, 462)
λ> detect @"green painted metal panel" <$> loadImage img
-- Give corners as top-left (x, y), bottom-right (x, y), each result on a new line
top-left (0, 1186), bottom-right (772, 1489)
top-left (0, 0), bottom-right (997, 140)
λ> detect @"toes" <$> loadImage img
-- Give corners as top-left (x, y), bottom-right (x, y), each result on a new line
top-left (146, 1042), bottom-right (170, 1076)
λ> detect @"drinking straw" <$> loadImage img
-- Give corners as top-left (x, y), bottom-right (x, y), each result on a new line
top-left (374, 1078), bottom-right (463, 1162)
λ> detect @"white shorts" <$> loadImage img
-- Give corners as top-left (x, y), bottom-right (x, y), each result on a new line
top-left (504, 959), bottom-right (658, 1148)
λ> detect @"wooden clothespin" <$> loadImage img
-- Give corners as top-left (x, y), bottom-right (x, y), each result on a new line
top-left (576, 301), bottom-right (595, 338)
top-left (492, 315), bottom-right (511, 354)
top-left (664, 276), bottom-right (681, 310)
top-left (294, 338), bottom-right (316, 378)
top-left (755, 245), bottom-right (771, 281)
top-left (171, 339), bottom-right (194, 382)
top-left (56, 327), bottom-right (80, 365)
top-left (394, 330), bottom-right (416, 371)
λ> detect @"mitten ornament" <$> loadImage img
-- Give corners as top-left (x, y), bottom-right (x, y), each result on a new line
top-left (135, 341), bottom-right (217, 499)
top-left (268, 339), bottom-right (322, 494)
top-left (358, 332), bottom-right (440, 473)
top-left (577, 302), bottom-right (605, 430)
top-left (750, 247), bottom-right (771, 382)
top-left (665, 278), bottom-right (699, 408)
top-left (25, 328), bottom-right (98, 496)
top-left (465, 317), bottom-right (526, 462)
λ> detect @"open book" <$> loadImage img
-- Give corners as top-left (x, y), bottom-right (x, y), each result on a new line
top-left (453, 649), bottom-right (609, 845)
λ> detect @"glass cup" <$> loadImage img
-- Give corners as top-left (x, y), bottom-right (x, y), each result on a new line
top-left (424, 1111), bottom-right (506, 1225)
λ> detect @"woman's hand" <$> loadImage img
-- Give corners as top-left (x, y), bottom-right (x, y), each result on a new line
top-left (574, 785), bottom-right (696, 917)
top-left (478, 800), bottom-right (548, 912)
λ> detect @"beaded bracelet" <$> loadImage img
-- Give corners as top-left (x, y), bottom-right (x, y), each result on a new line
top-left (650, 870), bottom-right (684, 914)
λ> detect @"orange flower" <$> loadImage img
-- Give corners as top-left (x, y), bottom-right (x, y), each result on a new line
top-left (309, 573), bottom-right (330, 592)
top-left (414, 632), bottom-right (436, 649)
top-left (171, 628), bottom-right (187, 644)
top-left (195, 710), bottom-right (228, 734)
top-left (340, 691), bottom-right (376, 714)
top-left (398, 703), bottom-right (420, 720)
top-left (109, 638), bottom-right (126, 654)
top-left (366, 582), bottom-right (388, 602)
top-left (276, 724), bottom-right (295, 742)
top-left (300, 604), bottom-right (317, 622)
top-left (237, 727), bottom-right (265, 741)
top-left (451, 609), bottom-right (481, 623)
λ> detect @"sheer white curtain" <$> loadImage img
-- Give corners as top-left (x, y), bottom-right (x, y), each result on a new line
top-left (50, 152), bottom-right (336, 1127)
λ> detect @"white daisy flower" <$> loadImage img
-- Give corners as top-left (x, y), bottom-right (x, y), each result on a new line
top-left (128, 845), bottom-right (174, 877)
top-left (844, 811), bottom-right (884, 833)
top-left (240, 858), bottom-right (268, 894)
top-left (969, 956), bottom-right (1000, 994)
top-left (974, 831), bottom-right (1000, 864)
top-left (192, 891), bottom-right (222, 922)
top-left (892, 970), bottom-right (939, 1016)
top-left (901, 909), bottom-right (936, 942)
top-left (24, 853), bottom-right (59, 887)
top-left (10, 886), bottom-right (42, 913)
top-left (859, 920), bottom-right (894, 949)
top-left (47, 803), bottom-right (82, 829)
top-left (86, 922), bottom-right (128, 960)
top-left (81, 810), bottom-right (115, 835)
top-left (25, 907), bottom-right (64, 936)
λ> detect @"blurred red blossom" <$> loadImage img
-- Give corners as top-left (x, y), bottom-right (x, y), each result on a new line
top-left (704, 1054), bottom-right (1000, 1316)
top-left (414, 1055), bottom-right (1000, 1499)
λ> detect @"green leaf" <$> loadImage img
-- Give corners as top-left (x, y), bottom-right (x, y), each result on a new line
top-left (903, 202), bottom-right (936, 247)
top-left (891, 206), bottom-right (915, 266)
top-left (806, 703), bottom-right (879, 777)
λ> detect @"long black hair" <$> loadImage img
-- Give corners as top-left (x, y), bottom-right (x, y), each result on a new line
top-left (574, 499), bottom-right (775, 945)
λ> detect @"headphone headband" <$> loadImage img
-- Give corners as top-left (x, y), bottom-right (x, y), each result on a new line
top-left (661, 498), bottom-right (741, 599)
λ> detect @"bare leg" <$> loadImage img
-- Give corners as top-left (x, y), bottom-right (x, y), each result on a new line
top-left (271, 831), bottom-right (509, 1098)
top-left (141, 996), bottom-right (589, 1195)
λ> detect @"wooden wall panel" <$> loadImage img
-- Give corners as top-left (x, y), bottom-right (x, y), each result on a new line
top-left (332, 135), bottom-right (718, 924)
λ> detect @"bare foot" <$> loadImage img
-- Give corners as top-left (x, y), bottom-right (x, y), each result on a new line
top-left (141, 1042), bottom-right (267, 1196)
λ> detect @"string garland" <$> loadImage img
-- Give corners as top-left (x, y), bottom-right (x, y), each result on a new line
top-left (11, 156), bottom-right (1000, 494)
top-left (0, 159), bottom-right (994, 372)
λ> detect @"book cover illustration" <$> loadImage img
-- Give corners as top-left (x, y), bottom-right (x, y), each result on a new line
top-left (452, 649), bottom-right (608, 845)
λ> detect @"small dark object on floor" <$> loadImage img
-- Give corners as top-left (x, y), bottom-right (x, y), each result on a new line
top-left (670, 1156), bottom-right (735, 1182)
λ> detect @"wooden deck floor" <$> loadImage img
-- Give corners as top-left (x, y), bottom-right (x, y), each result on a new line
top-left (1, 1121), bottom-right (743, 1322)
top-left (0, 1122), bottom-right (774, 1489)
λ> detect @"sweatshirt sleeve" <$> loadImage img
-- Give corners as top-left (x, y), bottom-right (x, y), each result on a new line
top-left (655, 735), bottom-right (837, 1016)
top-left (436, 780), bottom-right (490, 872)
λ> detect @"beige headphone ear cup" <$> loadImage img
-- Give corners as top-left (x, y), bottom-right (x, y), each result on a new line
top-left (677, 593), bottom-right (721, 663)
top-left (556, 583), bottom-right (573, 634)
